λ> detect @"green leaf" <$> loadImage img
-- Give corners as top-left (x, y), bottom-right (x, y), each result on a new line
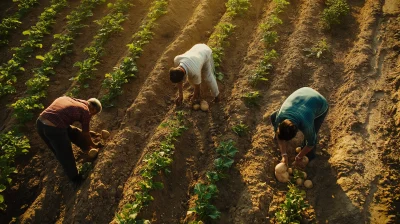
top-left (36, 55), bottom-right (45, 61)
top-left (22, 30), bottom-right (30, 35)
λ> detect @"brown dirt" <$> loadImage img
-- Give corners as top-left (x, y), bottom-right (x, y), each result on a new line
top-left (0, 0), bottom-right (399, 223)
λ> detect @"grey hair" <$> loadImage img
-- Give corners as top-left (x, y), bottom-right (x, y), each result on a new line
top-left (87, 98), bottom-right (102, 113)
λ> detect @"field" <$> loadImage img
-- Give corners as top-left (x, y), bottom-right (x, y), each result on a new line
top-left (0, 0), bottom-right (399, 223)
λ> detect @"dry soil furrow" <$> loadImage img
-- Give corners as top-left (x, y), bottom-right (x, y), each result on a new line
top-left (328, 0), bottom-right (385, 218)
top-left (172, 0), bottom-right (271, 222)
top-left (69, 0), bottom-right (152, 101)
top-left (228, 0), bottom-right (319, 222)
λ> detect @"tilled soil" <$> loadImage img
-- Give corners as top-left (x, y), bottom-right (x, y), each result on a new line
top-left (0, 0), bottom-right (399, 223)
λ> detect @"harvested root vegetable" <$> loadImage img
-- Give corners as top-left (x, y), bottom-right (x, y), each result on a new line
top-left (275, 171), bottom-right (290, 183)
top-left (275, 163), bottom-right (290, 183)
top-left (304, 180), bottom-right (313, 188)
top-left (101, 130), bottom-right (110, 140)
top-left (296, 147), bottom-right (301, 153)
top-left (193, 104), bottom-right (200, 110)
top-left (275, 163), bottom-right (288, 173)
top-left (200, 100), bottom-right (209, 111)
top-left (296, 178), bottom-right (304, 186)
top-left (88, 148), bottom-right (99, 158)
top-left (288, 168), bottom-right (293, 174)
top-left (301, 156), bottom-right (309, 166)
top-left (303, 171), bottom-right (307, 179)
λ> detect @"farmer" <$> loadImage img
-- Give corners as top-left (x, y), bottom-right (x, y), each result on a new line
top-left (36, 96), bottom-right (102, 184)
top-left (270, 87), bottom-right (329, 166)
top-left (169, 43), bottom-right (220, 105)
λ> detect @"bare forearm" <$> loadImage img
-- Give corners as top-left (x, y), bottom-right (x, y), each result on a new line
top-left (83, 132), bottom-right (95, 148)
top-left (178, 82), bottom-right (183, 98)
top-left (298, 145), bottom-right (313, 158)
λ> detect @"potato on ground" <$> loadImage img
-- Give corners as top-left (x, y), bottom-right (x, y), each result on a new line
top-left (275, 163), bottom-right (290, 183)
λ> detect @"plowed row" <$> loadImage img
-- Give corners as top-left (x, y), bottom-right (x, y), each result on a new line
top-left (0, 0), bottom-right (399, 223)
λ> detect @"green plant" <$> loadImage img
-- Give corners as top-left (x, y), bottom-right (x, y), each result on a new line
top-left (190, 183), bottom-right (221, 220)
top-left (101, 0), bottom-right (168, 106)
top-left (242, 91), bottom-right (261, 106)
top-left (321, 0), bottom-right (350, 30)
top-left (0, 0), bottom-right (39, 46)
top-left (249, 0), bottom-right (288, 87)
top-left (11, 94), bottom-right (45, 123)
top-left (249, 50), bottom-right (278, 86)
top-left (226, 0), bottom-right (251, 17)
top-left (0, 131), bottom-right (30, 210)
top-left (69, 0), bottom-right (132, 95)
top-left (275, 184), bottom-right (310, 223)
top-left (0, 0), bottom-right (68, 97)
top-left (210, 22), bottom-right (235, 68)
top-left (303, 39), bottom-right (330, 58)
top-left (11, 0), bottom-right (104, 123)
top-left (116, 111), bottom-right (186, 223)
top-left (78, 162), bottom-right (93, 179)
top-left (232, 121), bottom-right (248, 136)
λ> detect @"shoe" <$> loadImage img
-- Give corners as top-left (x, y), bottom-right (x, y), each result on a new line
top-left (72, 174), bottom-right (84, 189)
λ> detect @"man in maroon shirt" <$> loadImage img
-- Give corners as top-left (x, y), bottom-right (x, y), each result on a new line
top-left (36, 96), bottom-right (102, 184)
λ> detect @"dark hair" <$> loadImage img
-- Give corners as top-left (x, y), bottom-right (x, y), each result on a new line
top-left (169, 67), bottom-right (185, 83)
top-left (277, 119), bottom-right (298, 140)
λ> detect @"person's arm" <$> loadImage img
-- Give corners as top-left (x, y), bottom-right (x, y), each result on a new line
top-left (175, 81), bottom-right (183, 106)
top-left (277, 138), bottom-right (289, 166)
top-left (82, 131), bottom-right (97, 148)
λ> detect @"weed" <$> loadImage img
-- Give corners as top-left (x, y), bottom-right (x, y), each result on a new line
top-left (303, 39), bottom-right (330, 58)
top-left (321, 0), bottom-right (350, 30)
top-left (232, 122), bottom-right (248, 136)
top-left (242, 91), bottom-right (261, 106)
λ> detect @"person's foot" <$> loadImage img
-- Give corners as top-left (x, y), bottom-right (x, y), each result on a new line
top-left (72, 174), bottom-right (84, 189)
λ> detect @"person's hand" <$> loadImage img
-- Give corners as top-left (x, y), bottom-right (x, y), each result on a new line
top-left (175, 95), bottom-right (183, 106)
top-left (292, 155), bottom-right (305, 168)
top-left (281, 154), bottom-right (288, 166)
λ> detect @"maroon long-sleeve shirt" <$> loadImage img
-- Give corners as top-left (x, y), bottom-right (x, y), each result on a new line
top-left (40, 97), bottom-right (92, 132)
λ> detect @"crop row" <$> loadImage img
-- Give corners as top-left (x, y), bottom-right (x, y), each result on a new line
top-left (248, 0), bottom-right (288, 88)
top-left (0, 131), bottom-right (30, 211)
top-left (69, 0), bottom-right (134, 95)
top-left (0, 0), bottom-right (39, 46)
top-left (116, 111), bottom-right (187, 223)
top-left (100, 0), bottom-right (169, 107)
top-left (208, 0), bottom-right (251, 81)
top-left (188, 140), bottom-right (238, 222)
top-left (0, 0), bottom-right (68, 97)
top-left (11, 0), bottom-right (106, 123)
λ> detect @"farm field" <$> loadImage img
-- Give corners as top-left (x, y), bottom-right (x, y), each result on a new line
top-left (0, 0), bottom-right (399, 223)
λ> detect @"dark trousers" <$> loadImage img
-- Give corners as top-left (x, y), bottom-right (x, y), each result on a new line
top-left (36, 119), bottom-right (79, 181)
top-left (270, 107), bottom-right (329, 160)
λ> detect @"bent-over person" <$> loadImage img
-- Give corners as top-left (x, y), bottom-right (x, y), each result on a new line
top-left (36, 96), bottom-right (102, 184)
top-left (270, 87), bottom-right (329, 167)
top-left (169, 43), bottom-right (220, 105)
